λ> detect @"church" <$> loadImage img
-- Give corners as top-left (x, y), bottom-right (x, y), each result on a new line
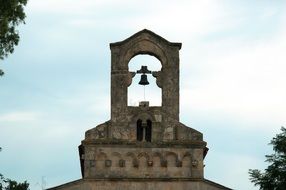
top-left (48, 29), bottom-right (232, 190)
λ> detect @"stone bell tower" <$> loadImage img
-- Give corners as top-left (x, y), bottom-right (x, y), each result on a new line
top-left (48, 29), bottom-right (231, 190)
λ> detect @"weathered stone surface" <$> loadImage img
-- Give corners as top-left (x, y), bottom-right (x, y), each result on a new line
top-left (47, 29), bottom-right (231, 190)
top-left (81, 147), bottom-right (202, 179)
top-left (49, 179), bottom-right (231, 190)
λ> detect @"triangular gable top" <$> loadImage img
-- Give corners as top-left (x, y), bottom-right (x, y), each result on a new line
top-left (110, 29), bottom-right (182, 49)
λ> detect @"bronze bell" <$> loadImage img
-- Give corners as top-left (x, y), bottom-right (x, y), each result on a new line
top-left (139, 74), bottom-right (149, 85)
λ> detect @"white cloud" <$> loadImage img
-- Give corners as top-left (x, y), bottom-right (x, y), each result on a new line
top-left (205, 152), bottom-right (266, 190)
top-left (114, 1), bottom-right (227, 39)
top-left (57, 84), bottom-right (110, 113)
top-left (180, 16), bottom-right (286, 129)
top-left (0, 111), bottom-right (40, 122)
top-left (28, 0), bottom-right (117, 15)
top-left (2, 1), bottom-right (286, 190)
top-left (31, 0), bottom-right (232, 41)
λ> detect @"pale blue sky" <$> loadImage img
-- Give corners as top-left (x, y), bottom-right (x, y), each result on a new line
top-left (1, 1), bottom-right (286, 189)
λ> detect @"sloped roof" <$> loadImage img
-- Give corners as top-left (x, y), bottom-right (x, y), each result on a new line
top-left (110, 29), bottom-right (182, 49)
top-left (204, 179), bottom-right (233, 190)
top-left (47, 178), bottom-right (233, 190)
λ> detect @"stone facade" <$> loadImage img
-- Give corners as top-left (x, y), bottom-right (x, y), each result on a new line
top-left (48, 179), bottom-right (230, 190)
top-left (47, 29), bottom-right (232, 190)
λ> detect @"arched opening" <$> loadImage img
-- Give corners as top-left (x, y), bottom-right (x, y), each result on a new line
top-left (128, 55), bottom-right (162, 106)
top-left (96, 152), bottom-right (107, 169)
top-left (137, 119), bottom-right (143, 141)
top-left (146, 120), bottom-right (152, 142)
top-left (136, 119), bottom-right (152, 142)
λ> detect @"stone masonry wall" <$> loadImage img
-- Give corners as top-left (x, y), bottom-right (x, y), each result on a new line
top-left (82, 147), bottom-right (204, 179)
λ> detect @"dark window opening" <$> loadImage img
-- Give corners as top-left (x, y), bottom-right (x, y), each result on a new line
top-left (146, 120), bottom-right (152, 142)
top-left (137, 119), bottom-right (152, 142)
top-left (137, 119), bottom-right (143, 141)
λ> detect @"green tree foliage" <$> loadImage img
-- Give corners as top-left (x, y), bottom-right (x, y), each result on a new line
top-left (0, 148), bottom-right (29, 190)
top-left (0, 175), bottom-right (29, 190)
top-left (249, 127), bottom-right (286, 190)
top-left (0, 0), bottom-right (28, 75)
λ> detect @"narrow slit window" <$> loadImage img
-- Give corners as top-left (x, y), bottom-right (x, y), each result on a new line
top-left (137, 119), bottom-right (143, 141)
top-left (146, 120), bottom-right (152, 142)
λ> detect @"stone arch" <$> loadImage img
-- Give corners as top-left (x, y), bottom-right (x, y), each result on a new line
top-left (165, 152), bottom-right (178, 167)
top-left (96, 152), bottom-right (107, 169)
top-left (152, 152), bottom-right (163, 167)
top-left (138, 152), bottom-right (150, 160)
top-left (138, 152), bottom-right (150, 168)
top-left (132, 112), bottom-right (154, 123)
top-left (110, 29), bottom-right (181, 122)
top-left (126, 152), bottom-right (138, 168)
top-left (111, 152), bottom-right (122, 167)
top-left (182, 152), bottom-right (192, 167)
top-left (128, 54), bottom-right (162, 106)
top-left (96, 152), bottom-right (107, 160)
top-left (124, 40), bottom-right (167, 70)
top-left (131, 113), bottom-right (155, 142)
top-left (122, 41), bottom-right (168, 111)
top-left (127, 49), bottom-right (163, 73)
